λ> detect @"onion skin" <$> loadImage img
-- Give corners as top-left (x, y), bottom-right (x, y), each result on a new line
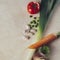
top-left (32, 52), bottom-right (47, 60)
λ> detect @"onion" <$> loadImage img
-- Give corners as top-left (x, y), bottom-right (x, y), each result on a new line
top-left (32, 52), bottom-right (48, 60)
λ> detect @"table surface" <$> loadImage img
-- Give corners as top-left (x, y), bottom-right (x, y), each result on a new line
top-left (0, 0), bottom-right (60, 60)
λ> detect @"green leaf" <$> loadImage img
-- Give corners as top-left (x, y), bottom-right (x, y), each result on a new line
top-left (40, 45), bottom-right (50, 55)
top-left (39, 0), bottom-right (57, 32)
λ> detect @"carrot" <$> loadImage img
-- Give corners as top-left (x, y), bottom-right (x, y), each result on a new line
top-left (28, 33), bottom-right (58, 49)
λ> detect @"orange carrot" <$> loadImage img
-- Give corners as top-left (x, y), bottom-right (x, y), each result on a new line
top-left (28, 33), bottom-right (57, 49)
